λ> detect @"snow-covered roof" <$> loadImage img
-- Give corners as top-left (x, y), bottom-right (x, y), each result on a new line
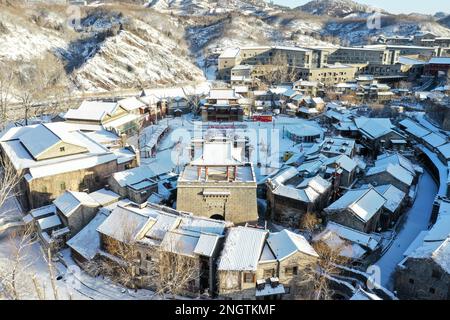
top-left (67, 213), bottom-right (107, 261)
top-left (375, 152), bottom-right (416, 176)
top-left (111, 166), bottom-right (158, 187)
top-left (318, 221), bottom-right (380, 251)
top-left (422, 132), bottom-right (447, 148)
top-left (266, 229), bottom-right (318, 261)
top-left (18, 124), bottom-right (64, 160)
top-left (398, 56), bottom-right (427, 65)
top-left (294, 80), bottom-right (319, 87)
top-left (220, 48), bottom-right (240, 58)
top-left (326, 154), bottom-right (357, 172)
top-left (431, 238), bottom-right (450, 274)
top-left (296, 175), bottom-right (331, 196)
top-left (270, 169), bottom-right (331, 203)
top-left (97, 206), bottom-right (150, 243)
top-left (350, 288), bottom-right (382, 300)
top-left (190, 140), bottom-right (242, 166)
top-left (88, 189), bottom-right (120, 206)
top-left (84, 129), bottom-right (121, 147)
top-left (53, 191), bottom-right (98, 218)
top-left (30, 204), bottom-right (56, 219)
top-left (296, 155), bottom-right (327, 175)
top-left (298, 107), bottom-right (320, 114)
top-left (429, 57), bottom-right (450, 65)
top-left (0, 123), bottom-right (117, 179)
top-left (437, 143), bottom-right (450, 160)
top-left (366, 163), bottom-right (414, 187)
top-left (64, 100), bottom-right (117, 122)
top-left (160, 230), bottom-right (200, 257)
top-left (320, 137), bottom-right (356, 157)
top-left (286, 123), bottom-right (323, 138)
top-left (142, 213), bottom-right (179, 242)
top-left (399, 118), bottom-right (431, 138)
top-left (208, 89), bottom-right (238, 100)
top-left (217, 226), bottom-right (268, 271)
top-left (112, 147), bottom-right (136, 165)
top-left (103, 113), bottom-right (141, 130)
top-left (193, 233), bottom-right (221, 257)
top-left (255, 282), bottom-right (285, 297)
top-left (37, 214), bottom-right (62, 231)
top-left (117, 97), bottom-right (146, 112)
top-left (374, 184), bottom-right (406, 213)
top-left (325, 187), bottom-right (386, 223)
top-left (354, 117), bottom-right (394, 139)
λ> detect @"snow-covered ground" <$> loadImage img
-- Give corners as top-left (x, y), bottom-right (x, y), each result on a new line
top-left (137, 114), bottom-right (324, 182)
top-left (0, 231), bottom-right (88, 300)
top-left (374, 170), bottom-right (438, 289)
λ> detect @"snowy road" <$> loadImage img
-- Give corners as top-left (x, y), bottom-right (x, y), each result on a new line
top-left (374, 170), bottom-right (437, 289)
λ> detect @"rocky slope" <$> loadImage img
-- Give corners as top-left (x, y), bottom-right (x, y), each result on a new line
top-left (1, 1), bottom-right (450, 93)
top-left (296, 0), bottom-right (384, 18)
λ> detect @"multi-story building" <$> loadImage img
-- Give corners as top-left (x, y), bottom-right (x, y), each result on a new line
top-left (95, 202), bottom-right (230, 297)
top-left (298, 63), bottom-right (358, 86)
top-left (201, 89), bottom-right (244, 122)
top-left (0, 122), bottom-right (136, 210)
top-left (217, 226), bottom-right (319, 300)
top-left (64, 98), bottom-right (147, 136)
top-left (327, 47), bottom-right (400, 65)
top-left (218, 46), bottom-right (314, 80)
top-left (395, 201), bottom-right (450, 300)
top-left (176, 138), bottom-right (258, 225)
top-left (425, 57), bottom-right (450, 76)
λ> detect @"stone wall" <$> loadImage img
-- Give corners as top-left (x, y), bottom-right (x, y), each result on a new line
top-left (176, 182), bottom-right (258, 224)
top-left (327, 208), bottom-right (380, 233)
top-left (395, 258), bottom-right (450, 300)
top-left (26, 159), bottom-right (118, 210)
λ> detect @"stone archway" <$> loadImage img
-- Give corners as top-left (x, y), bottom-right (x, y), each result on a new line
top-left (210, 214), bottom-right (225, 221)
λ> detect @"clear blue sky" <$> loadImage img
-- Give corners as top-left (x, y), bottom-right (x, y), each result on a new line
top-left (269, 0), bottom-right (450, 14)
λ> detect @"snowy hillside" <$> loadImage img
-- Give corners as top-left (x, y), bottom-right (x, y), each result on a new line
top-left (1, 1), bottom-right (450, 92)
top-left (0, 4), bottom-right (205, 92)
top-left (323, 16), bottom-right (450, 45)
top-left (297, 0), bottom-right (384, 18)
top-left (146, 0), bottom-right (274, 16)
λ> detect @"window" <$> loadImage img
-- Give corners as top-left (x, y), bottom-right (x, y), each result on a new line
top-left (409, 278), bottom-right (414, 284)
top-left (284, 286), bottom-right (291, 294)
top-left (139, 268), bottom-right (148, 276)
top-left (60, 146), bottom-right (65, 152)
top-left (60, 182), bottom-right (66, 191)
top-left (432, 270), bottom-right (441, 279)
top-left (243, 273), bottom-right (254, 283)
top-left (429, 287), bottom-right (436, 294)
top-left (264, 268), bottom-right (275, 278)
top-left (285, 266), bottom-right (298, 276)
top-left (42, 186), bottom-right (48, 193)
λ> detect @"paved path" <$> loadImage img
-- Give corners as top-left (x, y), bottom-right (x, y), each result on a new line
top-left (374, 170), bottom-right (437, 289)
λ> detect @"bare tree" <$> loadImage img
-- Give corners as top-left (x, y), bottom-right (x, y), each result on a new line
top-left (299, 212), bottom-right (321, 233)
top-left (85, 216), bottom-right (200, 298)
top-left (156, 241), bottom-right (200, 298)
top-left (262, 53), bottom-right (298, 86)
top-left (94, 218), bottom-right (140, 290)
top-left (0, 157), bottom-right (21, 216)
top-left (0, 61), bottom-right (16, 131)
top-left (182, 87), bottom-right (203, 115)
top-left (13, 53), bottom-right (67, 125)
top-left (305, 242), bottom-right (350, 300)
top-left (0, 225), bottom-right (37, 300)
